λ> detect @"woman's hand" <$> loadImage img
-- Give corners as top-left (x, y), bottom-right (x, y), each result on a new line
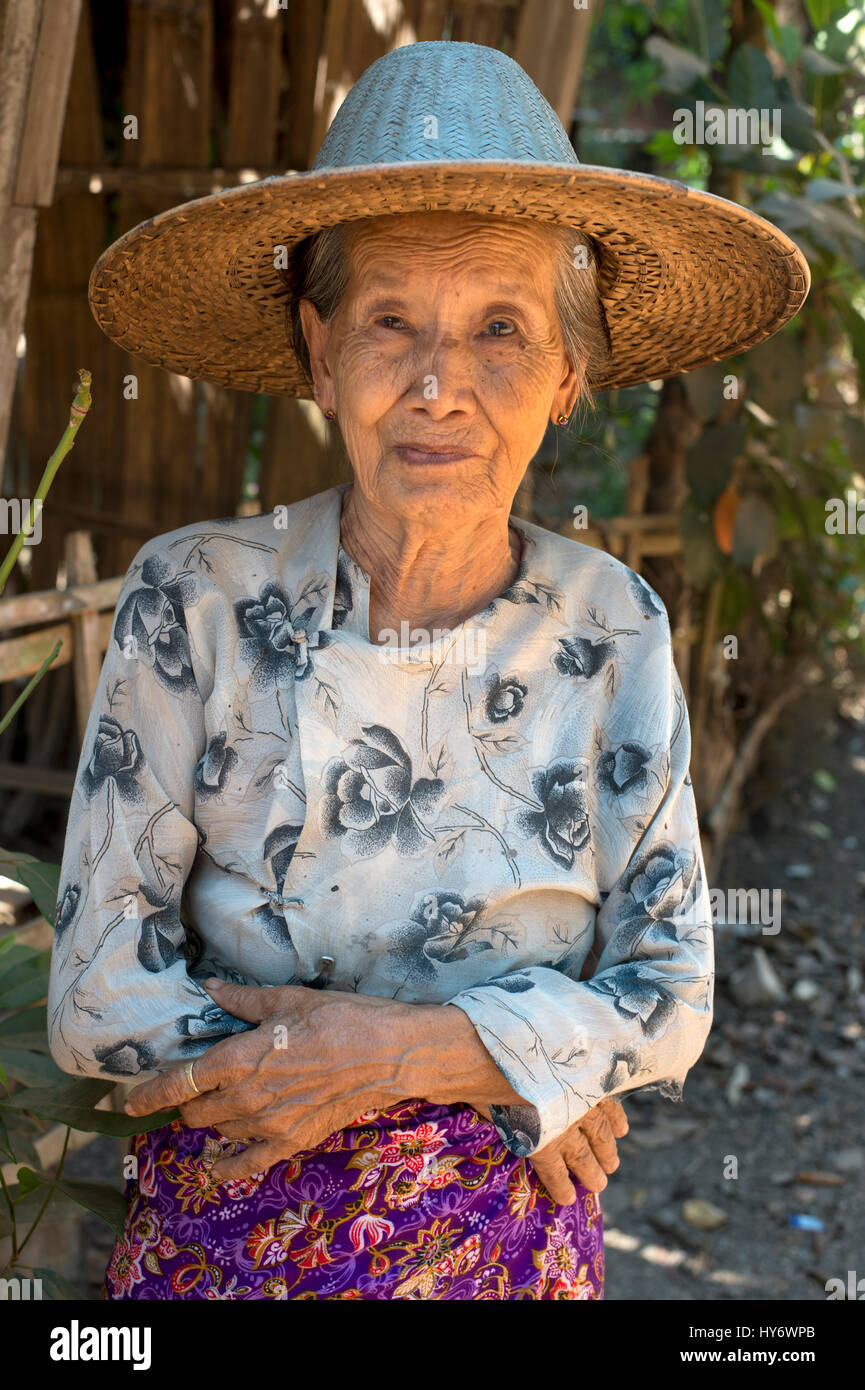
top-left (123, 980), bottom-right (408, 1182)
top-left (528, 1097), bottom-right (628, 1205)
top-left (122, 980), bottom-right (625, 1191)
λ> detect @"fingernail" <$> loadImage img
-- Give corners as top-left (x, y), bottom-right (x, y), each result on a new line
top-left (204, 977), bottom-right (221, 990)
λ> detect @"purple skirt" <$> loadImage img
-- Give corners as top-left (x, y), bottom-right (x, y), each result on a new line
top-left (103, 1099), bottom-right (604, 1300)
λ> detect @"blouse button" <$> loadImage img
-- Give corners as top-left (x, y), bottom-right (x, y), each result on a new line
top-left (309, 954), bottom-right (335, 989)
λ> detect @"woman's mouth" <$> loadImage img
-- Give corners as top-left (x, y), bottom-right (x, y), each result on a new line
top-left (393, 443), bottom-right (473, 465)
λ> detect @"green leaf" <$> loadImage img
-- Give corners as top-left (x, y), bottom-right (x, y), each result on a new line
top-left (1, 1076), bottom-right (178, 1135)
top-left (775, 24), bottom-right (804, 66)
top-left (0, 846), bottom-right (37, 881)
top-left (774, 88), bottom-right (820, 153)
top-left (751, 0), bottom-right (781, 44)
top-left (804, 0), bottom-right (848, 26)
top-left (16, 1165), bottom-right (42, 1196)
top-left (0, 945), bottom-right (38, 986)
top-left (732, 496), bottom-right (779, 571)
top-left (686, 422), bottom-right (746, 503)
top-left (684, 0), bottom-right (728, 65)
top-left (0, 1031), bottom-right (51, 1053)
top-left (15, 861), bottom-right (61, 926)
top-left (15, 1167), bottom-right (127, 1239)
top-left (719, 569), bottom-right (753, 629)
top-left (757, 13), bottom-right (805, 67)
top-left (679, 498), bottom-right (725, 588)
top-left (793, 402), bottom-right (846, 452)
top-left (0, 952), bottom-right (50, 1009)
top-left (645, 35), bottom-right (710, 92)
top-left (1, 1076), bottom-right (114, 1122)
top-left (0, 1006), bottom-right (49, 1047)
top-left (742, 329), bottom-right (805, 415)
top-left (834, 296), bottom-right (865, 398)
top-left (761, 191), bottom-right (865, 272)
top-left (0, 1110), bottom-right (42, 1167)
top-left (801, 44), bottom-right (846, 75)
top-left (807, 178), bottom-right (865, 202)
top-left (0, 1048), bottom-right (66, 1088)
top-left (727, 42), bottom-right (777, 112)
top-left (0, 1186), bottom-right (83, 1240)
top-left (681, 361), bottom-right (735, 424)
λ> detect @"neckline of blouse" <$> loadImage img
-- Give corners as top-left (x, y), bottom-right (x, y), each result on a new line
top-left (332, 483), bottom-right (534, 654)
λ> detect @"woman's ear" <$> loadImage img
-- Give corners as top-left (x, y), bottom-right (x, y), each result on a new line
top-left (299, 298), bottom-right (336, 414)
top-left (552, 351), bottom-right (581, 424)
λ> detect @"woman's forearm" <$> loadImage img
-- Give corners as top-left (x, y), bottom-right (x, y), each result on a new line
top-left (384, 1000), bottom-right (530, 1111)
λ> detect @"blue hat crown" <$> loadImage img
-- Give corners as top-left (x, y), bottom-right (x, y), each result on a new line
top-left (312, 41), bottom-right (580, 171)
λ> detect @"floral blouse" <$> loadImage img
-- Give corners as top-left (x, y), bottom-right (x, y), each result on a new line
top-left (48, 483), bottom-right (715, 1157)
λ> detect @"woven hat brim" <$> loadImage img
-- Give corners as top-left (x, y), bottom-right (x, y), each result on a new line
top-left (88, 161), bottom-right (811, 398)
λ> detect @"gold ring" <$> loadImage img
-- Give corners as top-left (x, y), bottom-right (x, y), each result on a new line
top-left (184, 1059), bottom-right (201, 1095)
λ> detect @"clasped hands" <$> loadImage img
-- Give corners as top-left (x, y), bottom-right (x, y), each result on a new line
top-left (123, 979), bottom-right (628, 1207)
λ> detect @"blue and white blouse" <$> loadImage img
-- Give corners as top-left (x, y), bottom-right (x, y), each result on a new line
top-left (48, 483), bottom-right (715, 1156)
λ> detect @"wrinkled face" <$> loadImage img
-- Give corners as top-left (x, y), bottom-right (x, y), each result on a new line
top-left (300, 211), bottom-right (579, 527)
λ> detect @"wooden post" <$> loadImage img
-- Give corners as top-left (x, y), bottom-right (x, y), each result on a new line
top-left (689, 577), bottom-right (723, 793)
top-left (64, 528), bottom-right (101, 741)
top-left (0, 0), bottom-right (42, 468)
top-left (511, 0), bottom-right (600, 521)
top-left (512, 0), bottom-right (599, 130)
top-left (0, 0), bottom-right (82, 463)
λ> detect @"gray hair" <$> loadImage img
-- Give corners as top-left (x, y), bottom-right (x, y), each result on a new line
top-left (282, 218), bottom-right (612, 410)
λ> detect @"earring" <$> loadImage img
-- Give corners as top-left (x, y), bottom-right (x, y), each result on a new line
top-left (324, 409), bottom-right (336, 420)
top-left (555, 413), bottom-right (569, 425)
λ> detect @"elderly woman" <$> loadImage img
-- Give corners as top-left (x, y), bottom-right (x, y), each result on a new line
top-left (50, 41), bottom-right (808, 1300)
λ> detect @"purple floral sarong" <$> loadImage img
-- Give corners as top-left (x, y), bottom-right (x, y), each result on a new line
top-left (104, 1098), bottom-right (604, 1300)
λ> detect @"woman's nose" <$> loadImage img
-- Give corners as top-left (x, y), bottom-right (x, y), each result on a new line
top-left (406, 329), bottom-right (477, 413)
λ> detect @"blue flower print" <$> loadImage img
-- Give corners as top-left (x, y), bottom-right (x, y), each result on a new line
top-left (516, 759), bottom-right (591, 869)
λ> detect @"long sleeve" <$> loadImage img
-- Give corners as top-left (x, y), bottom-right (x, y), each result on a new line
top-left (47, 539), bottom-right (250, 1080)
top-left (445, 612), bottom-right (715, 1157)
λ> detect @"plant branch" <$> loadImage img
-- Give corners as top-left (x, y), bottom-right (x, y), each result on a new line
top-left (0, 1165), bottom-right (19, 1261)
top-left (0, 640), bottom-right (62, 737)
top-left (0, 370), bottom-right (92, 596)
top-left (15, 1126), bottom-right (72, 1260)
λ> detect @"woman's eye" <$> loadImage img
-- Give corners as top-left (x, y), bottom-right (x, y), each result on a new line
top-left (377, 315), bottom-right (406, 330)
top-left (485, 319), bottom-right (516, 337)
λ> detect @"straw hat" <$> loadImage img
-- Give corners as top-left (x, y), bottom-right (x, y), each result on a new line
top-left (88, 40), bottom-right (810, 398)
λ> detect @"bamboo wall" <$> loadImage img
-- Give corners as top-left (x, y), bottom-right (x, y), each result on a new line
top-left (0, 0), bottom-right (597, 845)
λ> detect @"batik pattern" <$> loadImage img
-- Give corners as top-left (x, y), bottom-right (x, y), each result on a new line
top-left (104, 1100), bottom-right (604, 1301)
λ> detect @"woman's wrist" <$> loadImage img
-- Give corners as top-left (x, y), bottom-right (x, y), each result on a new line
top-left (381, 999), bottom-right (529, 1110)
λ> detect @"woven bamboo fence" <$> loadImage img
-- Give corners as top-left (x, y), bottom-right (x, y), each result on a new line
top-left (0, 0), bottom-right (761, 874)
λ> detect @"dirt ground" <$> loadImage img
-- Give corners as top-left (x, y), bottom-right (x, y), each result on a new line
top-left (16, 676), bottom-right (865, 1301)
top-left (602, 676), bottom-right (865, 1301)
